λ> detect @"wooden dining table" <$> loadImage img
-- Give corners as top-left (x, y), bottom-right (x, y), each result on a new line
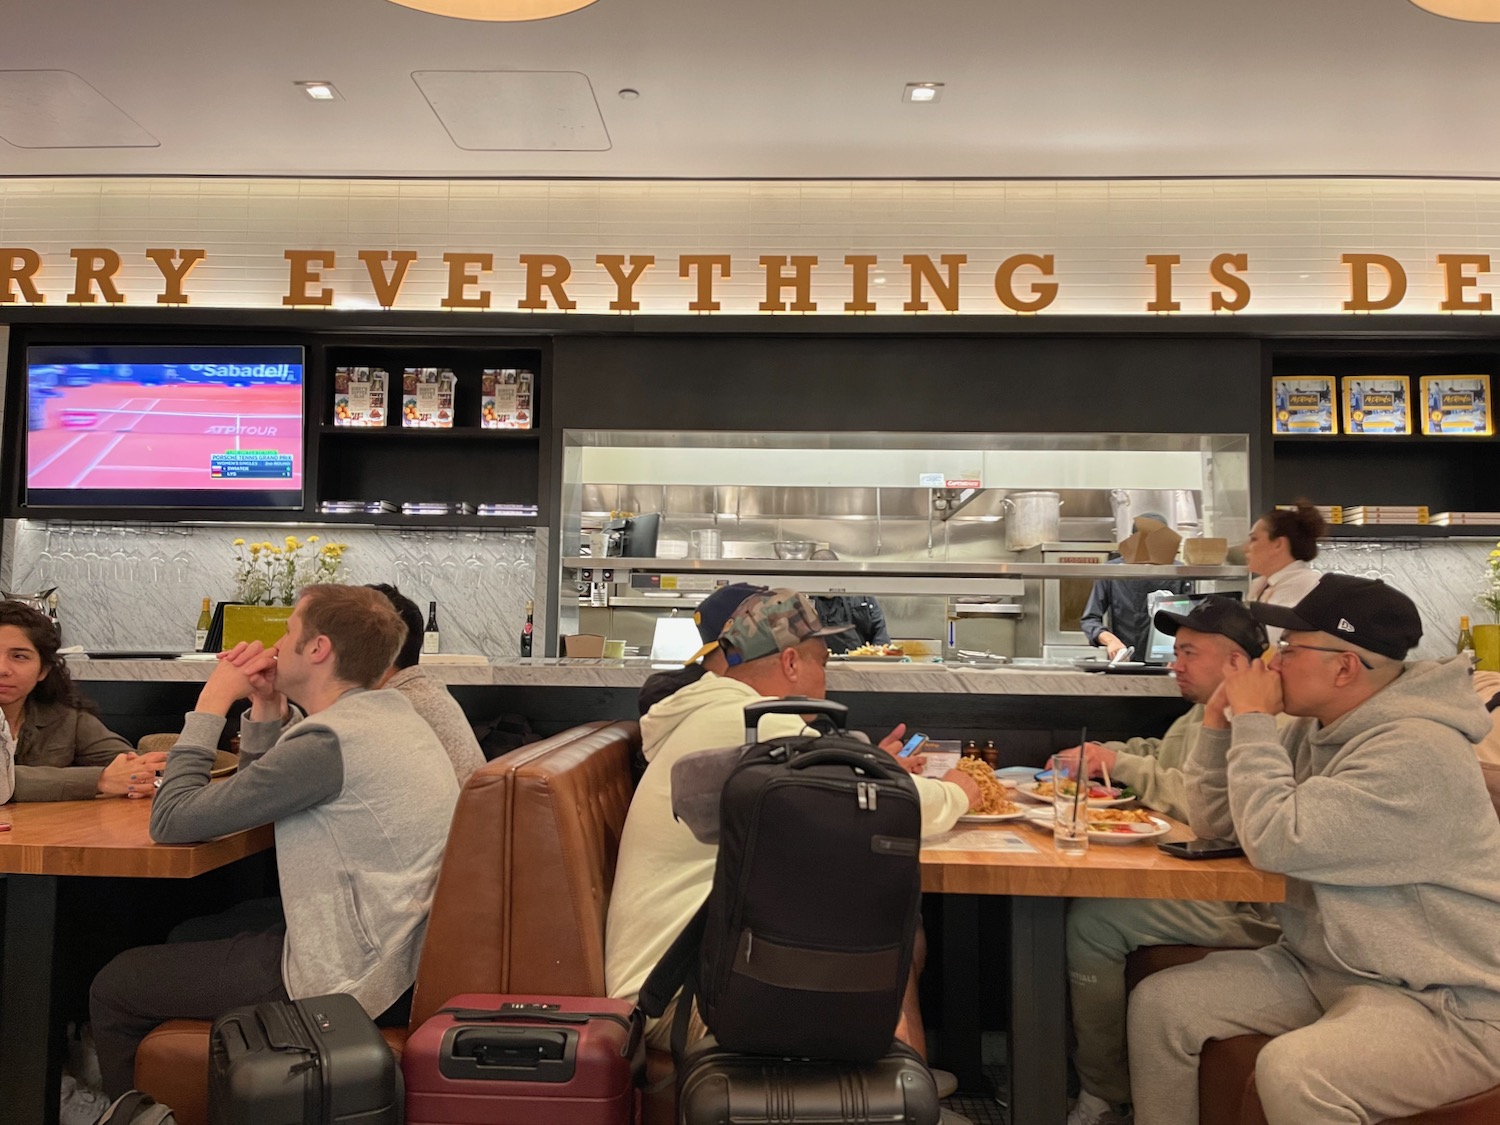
top-left (921, 813), bottom-right (1286, 1125)
top-left (0, 797), bottom-right (273, 1125)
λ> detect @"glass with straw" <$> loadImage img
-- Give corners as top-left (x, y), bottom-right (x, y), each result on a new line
top-left (1052, 727), bottom-right (1090, 856)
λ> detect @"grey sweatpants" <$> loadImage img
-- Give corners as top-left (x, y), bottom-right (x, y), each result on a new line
top-left (1128, 943), bottom-right (1500, 1125)
top-left (1067, 897), bottom-right (1279, 1105)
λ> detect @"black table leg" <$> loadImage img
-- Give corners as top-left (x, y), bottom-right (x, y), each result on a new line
top-left (1009, 895), bottom-right (1068, 1125)
top-left (937, 893), bottom-right (985, 1089)
top-left (1, 874), bottom-right (62, 1125)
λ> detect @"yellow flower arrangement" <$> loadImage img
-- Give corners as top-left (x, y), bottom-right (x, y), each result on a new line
top-left (232, 534), bottom-right (349, 605)
top-left (1479, 541), bottom-right (1500, 624)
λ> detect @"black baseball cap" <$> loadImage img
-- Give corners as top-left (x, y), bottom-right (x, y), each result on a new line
top-left (1153, 594), bottom-right (1268, 659)
top-left (1250, 574), bottom-right (1422, 661)
top-left (683, 582), bottom-right (768, 665)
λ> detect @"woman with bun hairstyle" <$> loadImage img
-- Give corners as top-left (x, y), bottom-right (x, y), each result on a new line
top-left (1244, 501), bottom-right (1325, 642)
top-left (0, 601), bottom-right (163, 802)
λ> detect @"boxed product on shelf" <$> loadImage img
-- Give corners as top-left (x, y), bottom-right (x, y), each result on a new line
top-left (1419, 374), bottom-right (1493, 436)
top-left (1277, 503), bottom-right (1342, 523)
top-left (1272, 375), bottom-right (1337, 434)
top-left (319, 499), bottom-right (398, 514)
top-left (400, 501), bottom-right (476, 515)
top-left (480, 368), bottom-right (535, 429)
top-left (332, 367), bottom-right (389, 426)
top-left (478, 502), bottom-right (540, 517)
top-left (1341, 506), bottom-right (1429, 525)
top-left (1340, 375), bottom-right (1411, 435)
top-left (1430, 512), bottom-right (1500, 525)
top-left (401, 367), bottom-right (457, 428)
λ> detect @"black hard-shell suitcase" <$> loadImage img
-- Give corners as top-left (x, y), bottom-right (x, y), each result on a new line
top-left (676, 1037), bottom-right (940, 1125)
top-left (208, 993), bottom-right (402, 1125)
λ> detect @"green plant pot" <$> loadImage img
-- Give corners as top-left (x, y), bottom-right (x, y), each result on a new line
top-left (1474, 624), bottom-right (1500, 673)
top-left (222, 604), bottom-right (294, 650)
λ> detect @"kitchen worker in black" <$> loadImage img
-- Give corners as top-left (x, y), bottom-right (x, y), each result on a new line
top-left (809, 550), bottom-right (891, 653)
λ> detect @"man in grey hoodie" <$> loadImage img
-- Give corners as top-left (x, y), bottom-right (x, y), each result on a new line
top-left (89, 584), bottom-right (459, 1100)
top-left (1129, 575), bottom-right (1500, 1124)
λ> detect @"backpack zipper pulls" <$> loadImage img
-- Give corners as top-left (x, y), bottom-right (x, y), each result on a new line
top-left (746, 932), bottom-right (753, 962)
top-left (857, 782), bottom-right (868, 810)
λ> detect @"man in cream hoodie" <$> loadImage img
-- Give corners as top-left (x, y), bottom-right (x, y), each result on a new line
top-left (606, 588), bottom-right (978, 1054)
top-left (1129, 575), bottom-right (1500, 1124)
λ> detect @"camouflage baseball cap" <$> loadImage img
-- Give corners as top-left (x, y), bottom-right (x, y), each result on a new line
top-left (719, 588), bottom-right (845, 667)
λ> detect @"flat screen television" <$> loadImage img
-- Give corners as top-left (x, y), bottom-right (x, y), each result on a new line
top-left (23, 344), bottom-right (306, 510)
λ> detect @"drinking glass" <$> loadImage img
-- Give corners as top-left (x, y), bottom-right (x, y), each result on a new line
top-left (1050, 755), bottom-right (1090, 857)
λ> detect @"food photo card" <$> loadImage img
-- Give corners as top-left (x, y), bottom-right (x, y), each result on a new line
top-left (1341, 376), bottom-right (1411, 435)
top-left (1272, 375), bottom-right (1337, 434)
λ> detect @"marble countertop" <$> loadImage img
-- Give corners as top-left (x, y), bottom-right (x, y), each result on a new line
top-left (66, 656), bottom-right (1182, 697)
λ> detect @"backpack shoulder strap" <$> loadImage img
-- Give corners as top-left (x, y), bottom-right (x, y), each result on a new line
top-left (637, 900), bottom-right (708, 1019)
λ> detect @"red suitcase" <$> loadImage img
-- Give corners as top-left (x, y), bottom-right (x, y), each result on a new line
top-left (403, 994), bottom-right (644, 1125)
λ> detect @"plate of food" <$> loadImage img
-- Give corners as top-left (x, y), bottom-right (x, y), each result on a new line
top-left (1085, 809), bottom-right (1172, 844)
top-left (838, 643), bottom-right (908, 661)
top-left (1015, 779), bottom-right (1138, 808)
top-left (953, 757), bottom-right (1024, 820)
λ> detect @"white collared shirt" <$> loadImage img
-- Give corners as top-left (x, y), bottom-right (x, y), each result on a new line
top-left (1249, 559), bottom-right (1323, 645)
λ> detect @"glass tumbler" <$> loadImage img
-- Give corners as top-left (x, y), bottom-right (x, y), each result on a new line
top-left (1050, 755), bottom-right (1090, 857)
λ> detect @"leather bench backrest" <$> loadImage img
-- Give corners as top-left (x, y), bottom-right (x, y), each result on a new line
top-left (409, 719), bottom-right (640, 1029)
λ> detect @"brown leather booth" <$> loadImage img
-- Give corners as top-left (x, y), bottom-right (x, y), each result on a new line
top-left (134, 719), bottom-right (642, 1125)
top-left (1125, 762), bottom-right (1500, 1125)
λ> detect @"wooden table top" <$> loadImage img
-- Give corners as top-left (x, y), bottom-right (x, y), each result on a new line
top-left (0, 797), bottom-right (273, 879)
top-left (921, 815), bottom-right (1286, 902)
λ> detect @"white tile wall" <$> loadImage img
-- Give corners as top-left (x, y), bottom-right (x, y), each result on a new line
top-left (4, 177), bottom-right (1500, 314)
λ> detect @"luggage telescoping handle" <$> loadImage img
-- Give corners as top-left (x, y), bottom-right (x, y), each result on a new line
top-left (743, 697), bottom-right (848, 741)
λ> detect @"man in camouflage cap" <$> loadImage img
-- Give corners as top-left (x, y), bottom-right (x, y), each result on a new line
top-left (717, 587), bottom-right (846, 667)
top-left (607, 586), bottom-right (979, 1062)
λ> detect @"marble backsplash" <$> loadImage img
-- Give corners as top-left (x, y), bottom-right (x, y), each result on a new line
top-left (1314, 538), bottom-right (1499, 659)
top-left (1, 520), bottom-right (546, 658)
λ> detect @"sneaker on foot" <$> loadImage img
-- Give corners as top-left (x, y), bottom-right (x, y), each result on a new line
top-left (58, 1077), bottom-right (111, 1125)
top-left (1067, 1089), bottom-right (1132, 1125)
top-left (930, 1067), bottom-right (960, 1098)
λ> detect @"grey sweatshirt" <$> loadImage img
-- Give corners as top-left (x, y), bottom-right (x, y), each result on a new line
top-left (1187, 656), bottom-right (1500, 1020)
top-left (152, 689), bottom-right (459, 1017)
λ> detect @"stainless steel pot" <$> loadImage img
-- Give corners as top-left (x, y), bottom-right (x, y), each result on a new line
top-left (1000, 491), bottom-right (1062, 551)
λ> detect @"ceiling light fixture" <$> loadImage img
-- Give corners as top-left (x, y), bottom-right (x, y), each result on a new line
top-left (295, 81), bottom-right (341, 101)
top-left (903, 82), bottom-right (944, 103)
top-left (386, 0), bottom-right (599, 20)
top-left (1407, 0), bottom-right (1500, 20)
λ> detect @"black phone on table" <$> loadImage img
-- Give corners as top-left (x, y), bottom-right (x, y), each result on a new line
top-left (1157, 839), bottom-right (1245, 860)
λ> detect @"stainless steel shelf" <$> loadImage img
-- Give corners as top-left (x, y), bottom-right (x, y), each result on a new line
top-left (561, 557), bottom-right (1246, 580)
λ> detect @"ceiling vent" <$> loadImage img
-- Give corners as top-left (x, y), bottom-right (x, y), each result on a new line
top-left (412, 70), bottom-right (610, 151)
top-left (0, 70), bottom-right (158, 148)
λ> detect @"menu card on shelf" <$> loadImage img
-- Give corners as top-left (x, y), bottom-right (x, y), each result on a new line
top-left (481, 369), bottom-right (534, 429)
top-left (333, 367), bottom-right (388, 427)
top-left (1272, 375), bottom-right (1337, 434)
top-left (1419, 374), bottom-right (1493, 436)
top-left (1341, 375), bottom-right (1411, 435)
top-left (402, 368), bottom-right (457, 428)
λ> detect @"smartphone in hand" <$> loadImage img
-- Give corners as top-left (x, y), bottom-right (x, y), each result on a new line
top-left (1157, 839), bottom-right (1245, 860)
top-left (898, 733), bottom-right (929, 758)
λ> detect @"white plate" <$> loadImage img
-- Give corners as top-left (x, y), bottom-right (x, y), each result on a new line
top-left (1015, 781), bottom-right (1137, 808)
top-left (1086, 815), bottom-right (1172, 845)
top-left (957, 809), bottom-right (1026, 824)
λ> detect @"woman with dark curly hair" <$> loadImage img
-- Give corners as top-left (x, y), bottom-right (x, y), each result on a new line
top-left (1245, 500), bottom-right (1326, 644)
top-left (0, 601), bottom-right (163, 802)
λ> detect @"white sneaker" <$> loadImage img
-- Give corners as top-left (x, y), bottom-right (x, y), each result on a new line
top-left (930, 1067), bottom-right (960, 1098)
top-left (1067, 1089), bottom-right (1132, 1125)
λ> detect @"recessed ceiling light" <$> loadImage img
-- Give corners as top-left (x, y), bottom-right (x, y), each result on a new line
top-left (1408, 1), bottom-right (1500, 21)
top-left (296, 81), bottom-right (341, 101)
top-left (386, 0), bottom-right (599, 20)
top-left (618, 88), bottom-right (640, 100)
top-left (903, 82), bottom-right (944, 104)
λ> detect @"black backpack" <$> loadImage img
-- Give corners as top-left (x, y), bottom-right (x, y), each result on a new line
top-left (642, 698), bottom-right (923, 1064)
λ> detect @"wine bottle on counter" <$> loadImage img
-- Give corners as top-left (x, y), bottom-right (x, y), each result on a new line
top-left (423, 601), bottom-right (441, 654)
top-left (195, 597), bottom-right (212, 652)
top-left (1458, 615), bottom-right (1476, 658)
top-left (521, 600), bottom-right (534, 657)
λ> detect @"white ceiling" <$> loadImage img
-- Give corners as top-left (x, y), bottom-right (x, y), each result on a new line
top-left (3, 0), bottom-right (1500, 181)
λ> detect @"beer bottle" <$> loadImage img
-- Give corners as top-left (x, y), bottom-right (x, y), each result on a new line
top-left (423, 601), bottom-right (441, 654)
top-left (520, 600), bottom-right (534, 657)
